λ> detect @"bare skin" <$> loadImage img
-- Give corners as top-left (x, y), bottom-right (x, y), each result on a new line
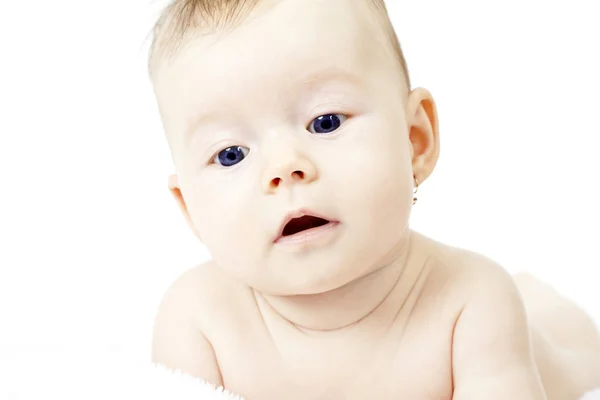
top-left (149, 0), bottom-right (600, 398)
top-left (152, 231), bottom-right (600, 400)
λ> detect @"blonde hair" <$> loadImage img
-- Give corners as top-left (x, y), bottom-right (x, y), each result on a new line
top-left (148, 0), bottom-right (410, 88)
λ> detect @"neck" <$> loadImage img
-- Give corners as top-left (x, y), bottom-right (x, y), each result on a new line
top-left (256, 230), bottom-right (427, 332)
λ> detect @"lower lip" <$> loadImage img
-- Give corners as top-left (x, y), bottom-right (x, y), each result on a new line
top-left (275, 221), bottom-right (340, 246)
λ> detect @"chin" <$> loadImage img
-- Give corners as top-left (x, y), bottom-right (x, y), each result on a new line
top-left (258, 261), bottom-right (366, 296)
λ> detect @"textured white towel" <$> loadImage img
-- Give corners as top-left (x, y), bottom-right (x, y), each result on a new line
top-left (0, 347), bottom-right (242, 400)
top-left (583, 390), bottom-right (600, 400)
top-left (0, 347), bottom-right (598, 399)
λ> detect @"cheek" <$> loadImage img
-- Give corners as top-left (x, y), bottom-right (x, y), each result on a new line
top-left (187, 176), bottom-right (264, 273)
top-left (324, 120), bottom-right (413, 242)
top-left (332, 121), bottom-right (412, 206)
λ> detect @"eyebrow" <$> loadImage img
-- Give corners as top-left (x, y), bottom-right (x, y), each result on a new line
top-left (183, 108), bottom-right (231, 148)
top-left (185, 110), bottom-right (222, 136)
top-left (296, 67), bottom-right (365, 89)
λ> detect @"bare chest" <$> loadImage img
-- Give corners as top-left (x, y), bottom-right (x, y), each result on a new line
top-left (214, 321), bottom-right (454, 400)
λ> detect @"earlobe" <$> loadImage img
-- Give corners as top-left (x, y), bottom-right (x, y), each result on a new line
top-left (168, 174), bottom-right (202, 241)
top-left (406, 87), bottom-right (440, 184)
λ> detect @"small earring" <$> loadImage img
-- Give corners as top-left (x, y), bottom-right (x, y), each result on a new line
top-left (413, 176), bottom-right (419, 205)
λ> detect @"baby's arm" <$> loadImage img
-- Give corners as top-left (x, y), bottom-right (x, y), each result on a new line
top-left (151, 267), bottom-right (224, 387)
top-left (451, 260), bottom-right (546, 400)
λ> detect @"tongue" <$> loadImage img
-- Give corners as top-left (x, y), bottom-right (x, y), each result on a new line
top-left (282, 216), bottom-right (329, 236)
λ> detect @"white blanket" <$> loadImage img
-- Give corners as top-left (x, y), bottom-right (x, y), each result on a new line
top-left (0, 347), bottom-right (241, 399)
top-left (0, 347), bottom-right (598, 399)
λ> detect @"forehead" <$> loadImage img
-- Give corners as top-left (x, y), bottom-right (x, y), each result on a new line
top-left (153, 0), bottom-right (393, 128)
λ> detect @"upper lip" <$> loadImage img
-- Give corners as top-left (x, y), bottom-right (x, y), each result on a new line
top-left (274, 209), bottom-right (336, 242)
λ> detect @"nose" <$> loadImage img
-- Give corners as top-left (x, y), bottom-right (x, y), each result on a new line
top-left (261, 151), bottom-right (318, 194)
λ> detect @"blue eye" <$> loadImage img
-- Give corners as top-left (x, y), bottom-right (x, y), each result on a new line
top-left (213, 146), bottom-right (249, 167)
top-left (308, 114), bottom-right (347, 134)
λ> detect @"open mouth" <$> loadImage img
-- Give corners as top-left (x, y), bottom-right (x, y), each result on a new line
top-left (281, 215), bottom-right (330, 237)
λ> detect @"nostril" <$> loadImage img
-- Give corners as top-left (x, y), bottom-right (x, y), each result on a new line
top-left (270, 177), bottom-right (282, 189)
top-left (267, 172), bottom-right (305, 191)
top-left (292, 171), bottom-right (304, 180)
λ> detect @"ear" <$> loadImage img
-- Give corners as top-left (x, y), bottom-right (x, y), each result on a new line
top-left (168, 174), bottom-right (202, 241)
top-left (405, 87), bottom-right (440, 183)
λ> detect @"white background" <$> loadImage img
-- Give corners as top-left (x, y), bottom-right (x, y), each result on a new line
top-left (0, 0), bottom-right (598, 363)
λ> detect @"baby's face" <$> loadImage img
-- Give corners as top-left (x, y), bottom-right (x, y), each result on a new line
top-left (154, 0), bottom-right (431, 295)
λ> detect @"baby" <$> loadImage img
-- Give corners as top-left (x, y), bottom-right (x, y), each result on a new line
top-left (148, 0), bottom-right (600, 399)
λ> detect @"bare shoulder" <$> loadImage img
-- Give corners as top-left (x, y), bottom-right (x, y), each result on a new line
top-left (154, 262), bottom-right (242, 326)
top-left (445, 248), bottom-right (529, 344)
top-left (151, 261), bottom-right (244, 385)
top-left (406, 234), bottom-right (522, 323)
top-left (420, 235), bottom-right (520, 307)
top-left (430, 245), bottom-right (546, 398)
